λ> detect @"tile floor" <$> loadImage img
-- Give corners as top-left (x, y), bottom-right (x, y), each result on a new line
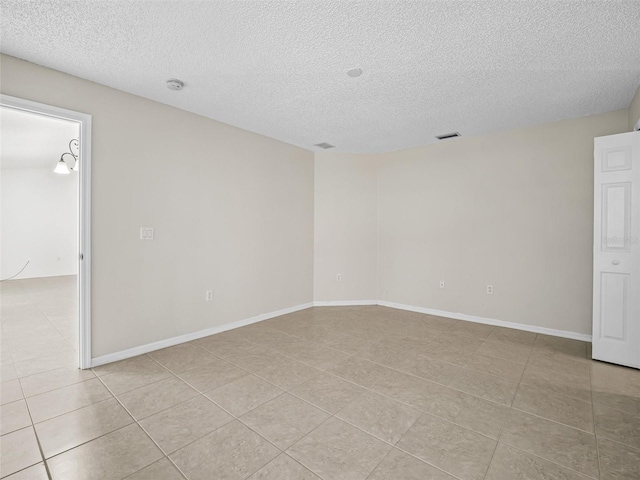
top-left (1, 280), bottom-right (640, 479)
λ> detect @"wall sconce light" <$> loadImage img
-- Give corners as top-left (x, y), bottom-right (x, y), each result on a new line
top-left (54, 139), bottom-right (79, 174)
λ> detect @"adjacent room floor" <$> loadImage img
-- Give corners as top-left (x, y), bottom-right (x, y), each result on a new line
top-left (1, 298), bottom-right (639, 479)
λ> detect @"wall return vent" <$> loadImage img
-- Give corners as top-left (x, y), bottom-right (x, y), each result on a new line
top-left (435, 132), bottom-right (461, 140)
top-left (314, 142), bottom-right (335, 149)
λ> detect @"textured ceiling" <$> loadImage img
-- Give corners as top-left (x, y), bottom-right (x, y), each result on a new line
top-left (1, 107), bottom-right (79, 169)
top-left (1, 1), bottom-right (639, 153)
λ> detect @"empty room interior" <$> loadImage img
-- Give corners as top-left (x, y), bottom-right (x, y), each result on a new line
top-left (1, 2), bottom-right (639, 480)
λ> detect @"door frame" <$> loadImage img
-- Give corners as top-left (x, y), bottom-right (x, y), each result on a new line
top-left (1, 94), bottom-right (93, 369)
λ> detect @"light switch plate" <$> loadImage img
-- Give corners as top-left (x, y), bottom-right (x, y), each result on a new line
top-left (140, 227), bottom-right (154, 240)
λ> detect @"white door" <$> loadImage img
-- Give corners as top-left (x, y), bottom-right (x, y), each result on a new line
top-left (593, 131), bottom-right (640, 369)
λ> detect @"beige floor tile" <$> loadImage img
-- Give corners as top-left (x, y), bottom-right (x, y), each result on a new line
top-left (117, 376), bottom-right (199, 420)
top-left (278, 343), bottom-right (350, 371)
top-left (289, 372), bottom-right (365, 414)
top-left (2, 462), bottom-right (49, 480)
top-left (126, 458), bottom-right (185, 480)
top-left (0, 379), bottom-right (23, 405)
top-left (448, 368), bottom-right (519, 406)
top-left (140, 395), bottom-right (233, 454)
top-left (319, 331), bottom-right (377, 355)
top-left (328, 357), bottom-right (394, 389)
top-left (241, 393), bottom-right (330, 449)
top-left (170, 420), bottom-right (279, 480)
top-left (177, 357), bottom-right (247, 393)
top-left (512, 383), bottom-right (594, 432)
top-left (255, 356), bottom-right (321, 390)
top-left (458, 353), bottom-right (526, 380)
top-left (35, 398), bottom-right (134, 458)
top-left (592, 390), bottom-right (640, 417)
top-left (520, 364), bottom-right (592, 403)
top-left (192, 335), bottom-right (256, 358)
top-left (421, 387), bottom-right (508, 439)
top-left (534, 335), bottom-right (587, 358)
top-left (368, 448), bottom-right (456, 480)
top-left (247, 454), bottom-right (320, 480)
top-left (485, 443), bottom-right (591, 480)
top-left (1, 362), bottom-right (18, 383)
top-left (337, 391), bottom-right (421, 444)
top-left (206, 374), bottom-right (284, 416)
top-left (0, 399), bottom-right (31, 435)
top-left (594, 403), bottom-right (640, 449)
top-left (371, 371), bottom-right (444, 411)
top-left (287, 417), bottom-right (392, 480)
top-left (485, 327), bottom-right (537, 346)
top-left (357, 341), bottom-right (457, 385)
top-left (448, 321), bottom-right (494, 340)
top-left (13, 349), bottom-right (77, 378)
top-left (500, 409), bottom-right (599, 477)
top-left (95, 355), bottom-right (171, 395)
top-left (47, 423), bottom-right (163, 480)
top-left (221, 345), bottom-right (285, 373)
top-left (397, 413), bottom-right (496, 480)
top-left (475, 339), bottom-right (532, 364)
top-left (148, 343), bottom-right (217, 374)
top-left (27, 377), bottom-right (112, 423)
top-left (0, 426), bottom-right (42, 477)
top-left (528, 351), bottom-right (591, 379)
top-left (591, 361), bottom-right (640, 416)
top-left (598, 437), bottom-right (640, 480)
top-left (19, 365), bottom-right (95, 398)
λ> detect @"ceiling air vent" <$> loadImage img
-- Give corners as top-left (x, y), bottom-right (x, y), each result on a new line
top-left (435, 132), bottom-right (461, 140)
top-left (314, 142), bottom-right (335, 149)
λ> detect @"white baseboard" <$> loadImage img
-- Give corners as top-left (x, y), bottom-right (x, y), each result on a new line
top-left (90, 302), bottom-right (314, 367)
top-left (313, 300), bottom-right (378, 307)
top-left (377, 300), bottom-right (592, 342)
top-left (92, 298), bottom-right (592, 367)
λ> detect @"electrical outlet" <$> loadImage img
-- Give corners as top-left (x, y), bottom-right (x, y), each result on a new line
top-left (206, 290), bottom-right (214, 301)
top-left (336, 273), bottom-right (342, 282)
top-left (486, 285), bottom-right (494, 295)
top-left (140, 227), bottom-right (154, 240)
top-left (439, 280), bottom-right (445, 289)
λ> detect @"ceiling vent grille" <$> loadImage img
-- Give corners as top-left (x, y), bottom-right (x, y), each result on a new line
top-left (435, 132), bottom-right (461, 140)
top-left (314, 142), bottom-right (335, 149)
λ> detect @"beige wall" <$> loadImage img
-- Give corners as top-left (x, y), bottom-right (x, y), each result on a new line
top-left (630, 83), bottom-right (640, 131)
top-left (314, 152), bottom-right (377, 301)
top-left (377, 110), bottom-right (629, 335)
top-left (0, 54), bottom-right (314, 358)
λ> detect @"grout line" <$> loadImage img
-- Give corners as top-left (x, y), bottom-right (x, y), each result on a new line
top-left (589, 360), bottom-right (603, 479)
top-left (479, 333), bottom-right (537, 480)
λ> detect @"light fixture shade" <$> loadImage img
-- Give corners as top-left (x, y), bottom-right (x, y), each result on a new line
top-left (54, 158), bottom-right (71, 174)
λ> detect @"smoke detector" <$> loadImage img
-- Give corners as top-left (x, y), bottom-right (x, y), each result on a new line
top-left (166, 79), bottom-right (185, 91)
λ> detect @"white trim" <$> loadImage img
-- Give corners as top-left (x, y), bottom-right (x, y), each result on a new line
top-left (0, 94), bottom-right (93, 369)
top-left (377, 300), bottom-right (592, 342)
top-left (91, 297), bottom-right (592, 367)
top-left (313, 300), bottom-right (378, 306)
top-left (91, 302), bottom-right (314, 367)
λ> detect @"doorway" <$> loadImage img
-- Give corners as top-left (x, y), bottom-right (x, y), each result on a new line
top-left (0, 94), bottom-right (92, 370)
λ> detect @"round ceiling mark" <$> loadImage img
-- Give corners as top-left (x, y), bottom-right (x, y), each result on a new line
top-left (347, 68), bottom-right (362, 78)
top-left (166, 78), bottom-right (185, 91)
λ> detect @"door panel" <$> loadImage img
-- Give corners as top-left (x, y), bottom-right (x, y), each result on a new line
top-left (593, 131), bottom-right (640, 369)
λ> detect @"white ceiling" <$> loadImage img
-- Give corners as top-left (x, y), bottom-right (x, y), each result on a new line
top-left (0, 107), bottom-right (79, 169)
top-left (1, 1), bottom-right (639, 153)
